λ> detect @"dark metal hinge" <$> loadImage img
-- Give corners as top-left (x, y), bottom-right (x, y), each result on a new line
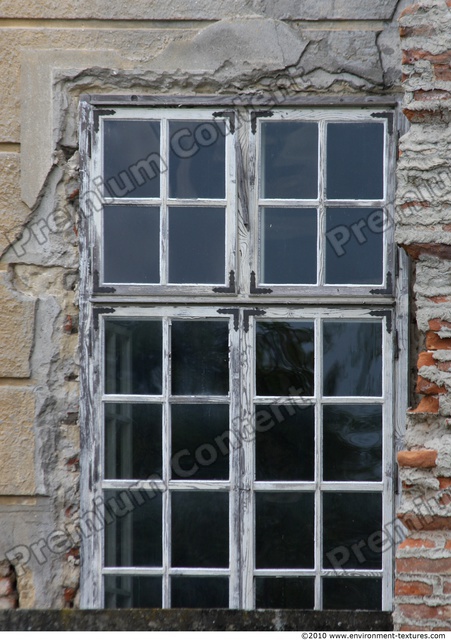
top-left (251, 110), bottom-right (274, 134)
top-left (250, 271), bottom-right (272, 295)
top-left (213, 270), bottom-right (236, 294)
top-left (93, 307), bottom-right (116, 331)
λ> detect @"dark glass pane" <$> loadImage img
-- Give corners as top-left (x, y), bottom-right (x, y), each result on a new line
top-left (323, 492), bottom-right (382, 570)
top-left (261, 208), bottom-right (317, 284)
top-left (256, 405), bottom-right (314, 481)
top-left (327, 123), bottom-right (384, 200)
top-left (105, 320), bottom-right (162, 395)
top-left (169, 120), bottom-right (225, 198)
top-left (104, 576), bottom-right (162, 608)
top-left (256, 321), bottom-right (314, 397)
top-left (103, 206), bottom-right (160, 284)
top-left (172, 492), bottom-right (229, 568)
top-left (261, 122), bottom-right (319, 199)
top-left (323, 405), bottom-right (382, 481)
top-left (326, 208), bottom-right (383, 285)
top-left (171, 577), bottom-right (229, 608)
top-left (105, 404), bottom-right (162, 480)
top-left (256, 493), bottom-right (314, 569)
top-left (171, 321), bottom-right (229, 395)
top-left (104, 120), bottom-right (160, 198)
top-left (168, 207), bottom-right (225, 284)
top-left (323, 321), bottom-right (382, 397)
top-left (256, 577), bottom-right (314, 609)
top-left (104, 490), bottom-right (162, 567)
top-left (171, 404), bottom-right (229, 480)
top-left (323, 577), bottom-right (382, 610)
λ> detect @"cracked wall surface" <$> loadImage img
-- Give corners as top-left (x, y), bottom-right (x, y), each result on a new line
top-left (0, 0), bottom-right (412, 611)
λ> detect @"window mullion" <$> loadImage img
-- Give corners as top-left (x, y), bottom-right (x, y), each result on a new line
top-left (160, 118), bottom-right (169, 286)
top-left (318, 120), bottom-right (326, 287)
top-left (162, 316), bottom-right (170, 607)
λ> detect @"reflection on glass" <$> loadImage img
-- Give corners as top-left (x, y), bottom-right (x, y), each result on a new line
top-left (256, 405), bottom-right (314, 481)
top-left (261, 122), bottom-right (319, 199)
top-left (256, 321), bottom-right (314, 396)
top-left (169, 120), bottom-right (225, 199)
top-left (171, 321), bottom-right (229, 396)
top-left (256, 492), bottom-right (314, 568)
top-left (323, 321), bottom-right (382, 397)
top-left (327, 123), bottom-right (384, 200)
top-left (323, 405), bottom-right (382, 481)
top-left (323, 577), bottom-right (382, 610)
top-left (323, 492), bottom-right (382, 569)
top-left (104, 576), bottom-right (162, 608)
top-left (105, 320), bottom-right (162, 395)
top-left (326, 208), bottom-right (384, 285)
top-left (171, 577), bottom-right (229, 608)
top-left (103, 206), bottom-right (160, 284)
top-left (168, 207), bottom-right (225, 284)
top-left (171, 404), bottom-right (229, 480)
top-left (105, 403), bottom-right (162, 480)
top-left (261, 208), bottom-right (317, 284)
top-left (104, 120), bottom-right (160, 198)
top-left (256, 577), bottom-right (315, 609)
top-left (104, 490), bottom-right (162, 567)
top-left (172, 492), bottom-right (229, 568)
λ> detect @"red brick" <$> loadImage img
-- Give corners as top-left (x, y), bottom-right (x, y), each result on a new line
top-left (417, 351), bottom-right (436, 368)
top-left (403, 50), bottom-right (451, 65)
top-left (414, 89), bottom-right (451, 102)
top-left (429, 296), bottom-right (450, 304)
top-left (416, 375), bottom-right (446, 395)
top-left (438, 361), bottom-right (451, 372)
top-left (398, 604), bottom-right (451, 621)
top-left (429, 319), bottom-right (451, 331)
top-left (426, 331), bottom-right (451, 350)
top-left (444, 581), bottom-right (451, 594)
top-left (0, 578), bottom-right (13, 598)
top-left (401, 244), bottom-right (451, 261)
top-left (399, 514), bottom-right (451, 531)
top-left (398, 538), bottom-right (436, 550)
top-left (399, 4), bottom-right (420, 18)
top-left (397, 557), bottom-right (451, 573)
top-left (400, 25), bottom-right (436, 38)
top-left (408, 396), bottom-right (439, 414)
top-left (397, 449), bottom-right (437, 468)
top-left (395, 579), bottom-right (433, 596)
top-left (439, 477), bottom-right (451, 490)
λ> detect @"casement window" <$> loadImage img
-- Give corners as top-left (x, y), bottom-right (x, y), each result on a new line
top-left (79, 98), bottom-right (405, 611)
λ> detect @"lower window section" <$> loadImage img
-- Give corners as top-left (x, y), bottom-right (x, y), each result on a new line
top-left (100, 307), bottom-right (392, 610)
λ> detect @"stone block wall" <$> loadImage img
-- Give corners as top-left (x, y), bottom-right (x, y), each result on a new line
top-left (395, 0), bottom-right (451, 630)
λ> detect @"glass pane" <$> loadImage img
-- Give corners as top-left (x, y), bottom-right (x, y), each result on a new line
top-left (105, 576), bottom-right (161, 608)
top-left (172, 492), bottom-right (229, 568)
top-left (105, 320), bottom-right (162, 395)
top-left (103, 206), bottom-right (160, 284)
top-left (323, 321), bottom-right (382, 397)
top-left (323, 578), bottom-right (382, 610)
top-left (261, 208), bottom-right (317, 284)
top-left (169, 120), bottom-right (225, 199)
top-left (171, 321), bottom-right (229, 396)
top-left (256, 321), bottom-right (314, 397)
top-left (171, 577), bottom-right (229, 608)
top-left (327, 122), bottom-right (384, 200)
top-left (256, 405), bottom-right (314, 481)
top-left (171, 404), bottom-right (229, 480)
top-left (256, 577), bottom-right (314, 609)
top-left (256, 492), bottom-right (314, 568)
top-left (323, 405), bottom-right (382, 481)
top-left (326, 208), bottom-right (383, 284)
top-left (105, 403), bottom-right (162, 480)
top-left (323, 492), bottom-right (382, 570)
top-left (261, 122), bottom-right (319, 199)
top-left (168, 207), bottom-right (225, 284)
top-left (104, 120), bottom-right (160, 198)
top-left (104, 490), bottom-right (162, 567)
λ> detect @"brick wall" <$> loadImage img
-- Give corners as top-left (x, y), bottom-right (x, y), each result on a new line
top-left (395, 0), bottom-right (451, 630)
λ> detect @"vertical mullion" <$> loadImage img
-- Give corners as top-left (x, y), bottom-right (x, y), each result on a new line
top-left (162, 316), bottom-right (170, 607)
top-left (160, 118), bottom-right (169, 285)
top-left (314, 315), bottom-right (323, 610)
top-left (226, 116), bottom-right (237, 286)
top-left (229, 315), bottom-right (241, 608)
top-left (382, 314), bottom-right (393, 611)
top-left (318, 120), bottom-right (326, 287)
top-left (240, 309), bottom-right (254, 609)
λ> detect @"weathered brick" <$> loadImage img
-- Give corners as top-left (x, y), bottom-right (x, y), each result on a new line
top-left (398, 514), bottom-right (451, 531)
top-left (418, 351), bottom-right (436, 368)
top-left (426, 331), bottom-right (451, 351)
top-left (397, 557), bottom-right (451, 573)
top-left (439, 478), bottom-right (451, 490)
top-left (408, 396), bottom-right (439, 414)
top-left (416, 375), bottom-right (446, 395)
top-left (395, 579), bottom-right (433, 597)
top-left (398, 603), bottom-right (451, 621)
top-left (397, 449), bottom-right (437, 468)
top-left (398, 538), bottom-right (436, 550)
top-left (0, 578), bottom-right (13, 598)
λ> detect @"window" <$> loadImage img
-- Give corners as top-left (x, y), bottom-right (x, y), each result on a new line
top-left (80, 99), bottom-right (402, 611)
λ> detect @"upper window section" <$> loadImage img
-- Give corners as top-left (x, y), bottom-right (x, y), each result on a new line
top-left (85, 105), bottom-right (394, 297)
